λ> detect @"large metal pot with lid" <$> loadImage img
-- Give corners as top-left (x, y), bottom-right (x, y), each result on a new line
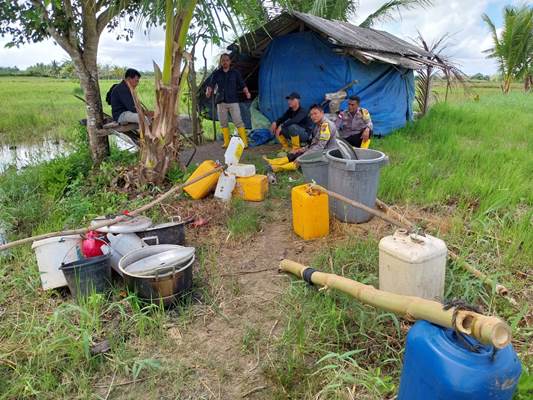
top-left (119, 245), bottom-right (195, 306)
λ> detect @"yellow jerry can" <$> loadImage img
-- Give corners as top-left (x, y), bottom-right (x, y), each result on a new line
top-left (233, 174), bottom-right (268, 202)
top-left (291, 184), bottom-right (329, 240)
top-left (183, 160), bottom-right (221, 200)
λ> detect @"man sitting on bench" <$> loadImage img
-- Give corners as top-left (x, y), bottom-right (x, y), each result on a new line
top-left (109, 68), bottom-right (149, 125)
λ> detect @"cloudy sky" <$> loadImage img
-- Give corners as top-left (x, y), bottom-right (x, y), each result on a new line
top-left (0, 0), bottom-right (529, 75)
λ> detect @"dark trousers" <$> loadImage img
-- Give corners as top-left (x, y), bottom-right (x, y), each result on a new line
top-left (281, 124), bottom-right (310, 143)
top-left (344, 129), bottom-right (373, 148)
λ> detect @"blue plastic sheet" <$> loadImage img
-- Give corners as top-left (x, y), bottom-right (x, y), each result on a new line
top-left (258, 32), bottom-right (415, 136)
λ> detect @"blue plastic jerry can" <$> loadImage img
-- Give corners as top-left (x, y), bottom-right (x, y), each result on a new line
top-left (398, 320), bottom-right (522, 400)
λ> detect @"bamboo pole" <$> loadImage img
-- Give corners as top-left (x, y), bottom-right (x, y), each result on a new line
top-left (279, 259), bottom-right (512, 349)
top-left (0, 165), bottom-right (224, 252)
top-left (310, 184), bottom-right (510, 297)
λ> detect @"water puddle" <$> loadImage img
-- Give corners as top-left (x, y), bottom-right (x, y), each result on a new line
top-left (0, 137), bottom-right (136, 174)
top-left (0, 140), bottom-right (70, 173)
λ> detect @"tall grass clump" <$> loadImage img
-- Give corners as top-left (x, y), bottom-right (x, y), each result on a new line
top-left (374, 92), bottom-right (532, 273)
top-left (0, 127), bottom-right (178, 398)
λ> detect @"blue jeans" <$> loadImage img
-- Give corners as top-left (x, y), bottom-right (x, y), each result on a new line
top-left (281, 124), bottom-right (310, 143)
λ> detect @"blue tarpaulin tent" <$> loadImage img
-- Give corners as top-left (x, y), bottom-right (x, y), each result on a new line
top-left (258, 31), bottom-right (415, 135)
top-left (199, 12), bottom-right (433, 137)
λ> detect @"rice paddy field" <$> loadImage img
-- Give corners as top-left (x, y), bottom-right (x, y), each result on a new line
top-left (0, 76), bottom-right (531, 399)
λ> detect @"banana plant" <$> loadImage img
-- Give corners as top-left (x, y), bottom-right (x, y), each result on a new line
top-left (132, 0), bottom-right (262, 184)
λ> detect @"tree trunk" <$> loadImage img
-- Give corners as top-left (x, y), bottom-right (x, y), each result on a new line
top-left (502, 76), bottom-right (512, 94)
top-left (524, 74), bottom-right (532, 92)
top-left (188, 50), bottom-right (203, 145)
top-left (79, 68), bottom-right (110, 164)
top-left (137, 2), bottom-right (197, 185)
top-left (138, 81), bottom-right (181, 184)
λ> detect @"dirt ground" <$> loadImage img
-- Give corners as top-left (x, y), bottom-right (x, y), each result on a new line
top-left (113, 141), bottom-right (458, 399)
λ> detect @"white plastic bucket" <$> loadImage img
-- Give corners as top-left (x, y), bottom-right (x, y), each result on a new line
top-left (32, 235), bottom-right (82, 290)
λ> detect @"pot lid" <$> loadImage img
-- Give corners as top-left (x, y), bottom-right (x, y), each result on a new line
top-left (335, 138), bottom-right (358, 160)
top-left (123, 247), bottom-right (195, 275)
top-left (128, 254), bottom-right (195, 278)
top-left (140, 221), bottom-right (183, 232)
top-left (90, 215), bottom-right (152, 234)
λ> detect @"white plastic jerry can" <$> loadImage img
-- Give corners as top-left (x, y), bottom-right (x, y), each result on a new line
top-left (379, 229), bottom-right (447, 300)
top-left (224, 136), bottom-right (244, 166)
top-left (226, 163), bottom-right (256, 177)
top-left (214, 173), bottom-right (236, 202)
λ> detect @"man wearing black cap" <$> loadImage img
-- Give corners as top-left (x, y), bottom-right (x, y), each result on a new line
top-left (270, 92), bottom-right (313, 151)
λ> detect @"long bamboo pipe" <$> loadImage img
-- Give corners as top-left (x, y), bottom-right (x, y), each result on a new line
top-left (0, 165), bottom-right (224, 252)
top-left (310, 184), bottom-right (510, 297)
top-left (280, 259), bottom-right (512, 349)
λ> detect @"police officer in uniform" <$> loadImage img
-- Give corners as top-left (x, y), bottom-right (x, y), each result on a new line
top-left (337, 95), bottom-right (372, 148)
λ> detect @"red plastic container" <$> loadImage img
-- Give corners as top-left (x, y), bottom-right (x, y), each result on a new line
top-left (82, 231), bottom-right (105, 258)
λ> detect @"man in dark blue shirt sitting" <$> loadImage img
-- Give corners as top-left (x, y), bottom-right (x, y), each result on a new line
top-left (206, 54), bottom-right (251, 147)
top-left (270, 92), bottom-right (313, 152)
top-left (109, 68), bottom-right (151, 124)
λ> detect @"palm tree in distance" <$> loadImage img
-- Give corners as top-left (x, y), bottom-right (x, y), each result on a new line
top-left (482, 5), bottom-right (533, 93)
top-left (272, 0), bottom-right (433, 26)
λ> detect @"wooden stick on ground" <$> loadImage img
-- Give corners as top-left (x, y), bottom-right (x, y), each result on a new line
top-left (0, 165), bottom-right (224, 252)
top-left (310, 184), bottom-right (509, 298)
top-left (280, 259), bottom-right (512, 349)
top-left (308, 184), bottom-right (411, 230)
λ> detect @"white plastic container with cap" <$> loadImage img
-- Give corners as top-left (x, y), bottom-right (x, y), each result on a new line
top-left (379, 229), bottom-right (447, 300)
top-left (224, 136), bottom-right (244, 166)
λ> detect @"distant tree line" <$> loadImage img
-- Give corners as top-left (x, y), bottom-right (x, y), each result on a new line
top-left (0, 61), bottom-right (153, 79)
top-left (470, 73), bottom-right (491, 81)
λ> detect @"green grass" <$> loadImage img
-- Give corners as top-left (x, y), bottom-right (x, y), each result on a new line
top-left (226, 198), bottom-right (263, 237)
top-left (375, 93), bottom-right (532, 271)
top-left (267, 90), bottom-right (532, 398)
top-left (0, 79), bottom-right (531, 398)
top-left (0, 129), bottom-right (192, 398)
top-left (0, 76), bottom-right (217, 144)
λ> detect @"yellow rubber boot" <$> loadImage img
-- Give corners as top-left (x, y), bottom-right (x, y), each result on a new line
top-left (221, 127), bottom-right (230, 148)
top-left (277, 135), bottom-right (290, 151)
top-left (263, 156), bottom-right (289, 166)
top-left (291, 135), bottom-right (301, 150)
top-left (271, 162), bottom-right (298, 172)
top-left (237, 126), bottom-right (248, 148)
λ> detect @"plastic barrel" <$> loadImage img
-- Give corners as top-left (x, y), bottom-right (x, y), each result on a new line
top-left (60, 254), bottom-right (111, 298)
top-left (326, 148), bottom-right (388, 223)
top-left (298, 151), bottom-right (329, 188)
top-left (398, 320), bottom-right (522, 400)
